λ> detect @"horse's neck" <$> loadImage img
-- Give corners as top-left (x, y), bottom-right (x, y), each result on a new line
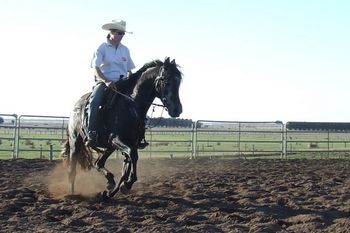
top-left (131, 75), bottom-right (157, 117)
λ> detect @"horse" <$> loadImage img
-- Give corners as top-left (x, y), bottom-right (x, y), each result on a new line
top-left (61, 57), bottom-right (182, 200)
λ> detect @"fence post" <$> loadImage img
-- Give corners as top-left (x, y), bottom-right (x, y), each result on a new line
top-left (13, 114), bottom-right (18, 159)
top-left (190, 122), bottom-right (195, 159)
top-left (194, 121), bottom-right (199, 158)
top-left (285, 126), bottom-right (288, 158)
top-left (149, 127), bottom-right (152, 159)
top-left (279, 122), bottom-right (284, 158)
top-left (238, 122), bottom-right (241, 156)
top-left (49, 145), bottom-right (53, 161)
top-left (327, 130), bottom-right (330, 158)
top-left (15, 116), bottom-right (21, 159)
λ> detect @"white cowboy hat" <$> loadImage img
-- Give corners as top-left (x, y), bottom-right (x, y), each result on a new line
top-left (102, 19), bottom-right (132, 33)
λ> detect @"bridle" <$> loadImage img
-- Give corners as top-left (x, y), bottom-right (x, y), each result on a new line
top-left (154, 66), bottom-right (168, 108)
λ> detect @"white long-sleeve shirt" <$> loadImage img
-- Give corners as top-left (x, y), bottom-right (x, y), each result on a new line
top-left (91, 40), bottom-right (135, 82)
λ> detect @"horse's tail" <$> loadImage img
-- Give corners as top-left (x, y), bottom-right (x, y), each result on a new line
top-left (60, 138), bottom-right (70, 166)
top-left (62, 93), bottom-right (94, 171)
top-left (60, 136), bottom-right (94, 171)
top-left (77, 141), bottom-right (94, 170)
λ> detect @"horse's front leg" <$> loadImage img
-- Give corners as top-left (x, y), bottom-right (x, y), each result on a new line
top-left (107, 152), bottom-right (132, 197)
top-left (120, 147), bottom-right (138, 194)
top-left (94, 148), bottom-right (116, 194)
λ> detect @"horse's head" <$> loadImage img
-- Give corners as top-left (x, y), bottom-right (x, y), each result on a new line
top-left (155, 57), bottom-right (183, 117)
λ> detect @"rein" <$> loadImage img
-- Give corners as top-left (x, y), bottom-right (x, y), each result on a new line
top-left (109, 86), bottom-right (135, 102)
top-left (150, 102), bottom-right (164, 107)
top-left (109, 81), bottom-right (165, 108)
top-left (110, 86), bottom-right (165, 128)
top-left (109, 65), bottom-right (167, 108)
top-left (147, 105), bottom-right (165, 129)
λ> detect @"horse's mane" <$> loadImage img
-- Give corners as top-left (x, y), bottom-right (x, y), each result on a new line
top-left (135, 59), bottom-right (163, 75)
top-left (120, 60), bottom-right (163, 93)
top-left (119, 58), bottom-right (182, 96)
top-left (136, 58), bottom-right (182, 81)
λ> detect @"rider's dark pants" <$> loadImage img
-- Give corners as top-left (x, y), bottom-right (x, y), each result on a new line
top-left (87, 81), bottom-right (106, 133)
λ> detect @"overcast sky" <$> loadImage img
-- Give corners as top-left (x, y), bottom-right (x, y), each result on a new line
top-left (1, 0), bottom-right (349, 122)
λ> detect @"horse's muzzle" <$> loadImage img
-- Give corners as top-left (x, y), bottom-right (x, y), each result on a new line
top-left (168, 103), bottom-right (182, 118)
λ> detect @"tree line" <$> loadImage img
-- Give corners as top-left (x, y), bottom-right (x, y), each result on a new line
top-left (147, 117), bottom-right (193, 128)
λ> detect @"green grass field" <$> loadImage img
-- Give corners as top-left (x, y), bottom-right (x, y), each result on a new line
top-left (1, 125), bottom-right (350, 160)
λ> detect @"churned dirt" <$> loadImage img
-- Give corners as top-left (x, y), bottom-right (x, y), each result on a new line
top-left (0, 157), bottom-right (349, 232)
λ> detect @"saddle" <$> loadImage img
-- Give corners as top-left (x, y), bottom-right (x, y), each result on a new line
top-left (82, 88), bottom-right (119, 145)
top-left (83, 80), bottom-right (146, 149)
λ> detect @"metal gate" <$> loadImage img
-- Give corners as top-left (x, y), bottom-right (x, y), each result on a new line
top-left (193, 120), bottom-right (284, 158)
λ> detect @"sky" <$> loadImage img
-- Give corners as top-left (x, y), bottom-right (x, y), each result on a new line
top-left (0, 0), bottom-right (349, 123)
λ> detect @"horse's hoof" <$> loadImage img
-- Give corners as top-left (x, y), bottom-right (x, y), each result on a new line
top-left (107, 183), bottom-right (116, 192)
top-left (96, 190), bottom-right (109, 201)
top-left (120, 183), bottom-right (131, 195)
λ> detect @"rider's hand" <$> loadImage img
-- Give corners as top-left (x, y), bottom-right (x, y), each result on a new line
top-left (106, 82), bottom-right (117, 91)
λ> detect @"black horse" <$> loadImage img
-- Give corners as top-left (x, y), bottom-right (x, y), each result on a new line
top-left (61, 57), bottom-right (182, 199)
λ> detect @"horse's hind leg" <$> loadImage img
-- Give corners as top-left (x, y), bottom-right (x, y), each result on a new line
top-left (67, 135), bottom-right (82, 194)
top-left (68, 153), bottom-right (78, 194)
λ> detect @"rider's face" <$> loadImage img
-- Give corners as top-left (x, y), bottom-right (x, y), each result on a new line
top-left (109, 30), bottom-right (125, 43)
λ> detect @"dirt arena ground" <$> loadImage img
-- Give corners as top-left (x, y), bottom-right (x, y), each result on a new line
top-left (0, 157), bottom-right (349, 233)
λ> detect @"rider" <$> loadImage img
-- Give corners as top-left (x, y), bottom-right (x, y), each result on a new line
top-left (86, 19), bottom-right (148, 149)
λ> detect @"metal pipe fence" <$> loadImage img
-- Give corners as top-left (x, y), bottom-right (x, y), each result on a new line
top-left (285, 129), bottom-right (350, 158)
top-left (1, 114), bottom-right (350, 159)
top-left (194, 120), bottom-right (284, 158)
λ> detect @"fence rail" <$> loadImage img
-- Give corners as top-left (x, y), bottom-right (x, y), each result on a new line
top-left (1, 114), bottom-right (350, 159)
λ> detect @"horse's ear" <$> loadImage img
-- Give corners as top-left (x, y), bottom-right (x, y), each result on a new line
top-left (171, 59), bottom-right (176, 65)
top-left (164, 57), bottom-right (170, 64)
